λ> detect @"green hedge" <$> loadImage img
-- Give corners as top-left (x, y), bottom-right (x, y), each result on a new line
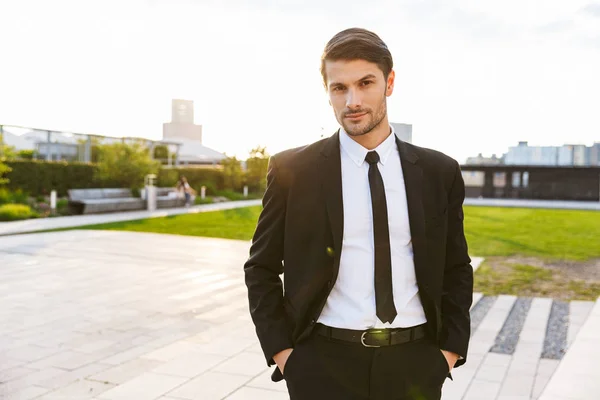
top-left (4, 161), bottom-right (229, 198)
top-left (4, 160), bottom-right (107, 197)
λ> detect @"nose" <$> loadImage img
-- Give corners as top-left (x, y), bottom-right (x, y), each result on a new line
top-left (345, 88), bottom-right (362, 110)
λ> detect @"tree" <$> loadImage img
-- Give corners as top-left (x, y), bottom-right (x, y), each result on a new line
top-left (0, 161), bottom-right (10, 185)
top-left (221, 155), bottom-right (243, 191)
top-left (95, 142), bottom-right (160, 189)
top-left (245, 146), bottom-right (269, 193)
top-left (153, 144), bottom-right (177, 164)
top-left (0, 133), bottom-right (12, 184)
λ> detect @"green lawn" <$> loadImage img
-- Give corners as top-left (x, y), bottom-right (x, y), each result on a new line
top-left (75, 206), bottom-right (263, 241)
top-left (73, 205), bottom-right (600, 262)
top-left (464, 206), bottom-right (600, 261)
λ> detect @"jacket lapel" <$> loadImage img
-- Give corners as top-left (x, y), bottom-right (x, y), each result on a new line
top-left (319, 131), bottom-right (344, 280)
top-left (396, 137), bottom-right (427, 280)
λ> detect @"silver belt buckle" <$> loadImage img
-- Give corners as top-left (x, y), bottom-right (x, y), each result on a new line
top-left (360, 329), bottom-right (386, 348)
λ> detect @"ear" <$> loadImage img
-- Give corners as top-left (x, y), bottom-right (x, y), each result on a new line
top-left (386, 70), bottom-right (395, 96)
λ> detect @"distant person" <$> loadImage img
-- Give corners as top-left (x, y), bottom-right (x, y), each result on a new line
top-left (244, 28), bottom-right (473, 400)
top-left (176, 176), bottom-right (194, 207)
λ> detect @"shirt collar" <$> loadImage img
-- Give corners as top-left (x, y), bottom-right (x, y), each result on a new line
top-left (339, 125), bottom-right (397, 167)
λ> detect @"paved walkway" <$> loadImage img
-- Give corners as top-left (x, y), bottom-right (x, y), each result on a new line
top-left (2, 197), bottom-right (597, 237)
top-left (0, 200), bottom-right (262, 236)
top-left (464, 198), bottom-right (600, 210)
top-left (0, 231), bottom-right (597, 399)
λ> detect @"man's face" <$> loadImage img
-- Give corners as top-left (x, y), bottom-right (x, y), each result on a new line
top-left (324, 59), bottom-right (395, 137)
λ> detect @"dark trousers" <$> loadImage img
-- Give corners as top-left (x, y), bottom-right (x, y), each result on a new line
top-left (282, 328), bottom-right (449, 400)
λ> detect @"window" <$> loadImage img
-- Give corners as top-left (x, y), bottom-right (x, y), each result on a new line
top-left (522, 172), bottom-right (529, 188)
top-left (493, 172), bottom-right (506, 188)
top-left (512, 172), bottom-right (521, 188)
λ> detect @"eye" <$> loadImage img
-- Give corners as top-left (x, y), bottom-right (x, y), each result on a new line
top-left (361, 80), bottom-right (373, 86)
top-left (332, 86), bottom-right (345, 92)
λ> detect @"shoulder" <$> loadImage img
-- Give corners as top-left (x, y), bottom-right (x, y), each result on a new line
top-left (268, 137), bottom-right (331, 187)
top-left (271, 137), bottom-right (329, 167)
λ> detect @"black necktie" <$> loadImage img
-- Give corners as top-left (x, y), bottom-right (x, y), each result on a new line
top-left (365, 151), bottom-right (397, 324)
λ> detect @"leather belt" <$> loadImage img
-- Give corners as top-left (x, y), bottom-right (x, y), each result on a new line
top-left (315, 323), bottom-right (427, 347)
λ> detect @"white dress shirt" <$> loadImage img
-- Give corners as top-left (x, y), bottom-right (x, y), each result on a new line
top-left (317, 126), bottom-right (428, 329)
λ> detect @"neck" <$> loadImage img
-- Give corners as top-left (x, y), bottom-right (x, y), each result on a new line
top-left (348, 116), bottom-right (391, 150)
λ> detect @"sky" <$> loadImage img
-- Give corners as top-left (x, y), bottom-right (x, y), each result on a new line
top-left (1, 0), bottom-right (599, 163)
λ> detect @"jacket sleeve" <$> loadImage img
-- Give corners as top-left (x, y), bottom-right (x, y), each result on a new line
top-left (440, 161), bottom-right (474, 368)
top-left (244, 155), bottom-right (293, 367)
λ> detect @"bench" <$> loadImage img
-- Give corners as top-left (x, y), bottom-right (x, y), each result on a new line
top-left (68, 188), bottom-right (145, 214)
top-left (68, 188), bottom-right (187, 215)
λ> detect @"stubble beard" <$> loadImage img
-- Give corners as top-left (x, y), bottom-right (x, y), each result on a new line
top-left (341, 95), bottom-right (388, 137)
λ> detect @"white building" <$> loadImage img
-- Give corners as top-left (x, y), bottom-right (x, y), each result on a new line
top-left (390, 122), bottom-right (412, 143)
top-left (162, 99), bottom-right (226, 165)
top-left (504, 141), bottom-right (597, 166)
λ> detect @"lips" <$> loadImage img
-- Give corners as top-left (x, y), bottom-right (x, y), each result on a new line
top-left (345, 112), bottom-right (367, 120)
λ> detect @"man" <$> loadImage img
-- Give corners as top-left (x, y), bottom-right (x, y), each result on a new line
top-left (244, 27), bottom-right (473, 400)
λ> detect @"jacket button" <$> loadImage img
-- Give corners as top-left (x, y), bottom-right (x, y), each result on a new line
top-left (327, 280), bottom-right (332, 288)
top-left (310, 319), bottom-right (316, 325)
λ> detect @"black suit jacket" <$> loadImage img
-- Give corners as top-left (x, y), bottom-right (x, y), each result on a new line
top-left (244, 132), bottom-right (473, 382)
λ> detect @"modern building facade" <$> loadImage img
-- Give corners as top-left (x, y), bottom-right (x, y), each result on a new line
top-left (503, 141), bottom-right (598, 166)
top-left (465, 153), bottom-right (504, 165)
top-left (390, 122), bottom-right (412, 143)
top-left (460, 165), bottom-right (600, 201)
top-left (161, 99), bottom-right (225, 165)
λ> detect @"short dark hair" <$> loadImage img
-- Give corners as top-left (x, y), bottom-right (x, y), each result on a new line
top-left (320, 28), bottom-right (393, 87)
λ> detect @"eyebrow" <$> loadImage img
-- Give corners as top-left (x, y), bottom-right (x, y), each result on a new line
top-left (329, 74), bottom-right (378, 89)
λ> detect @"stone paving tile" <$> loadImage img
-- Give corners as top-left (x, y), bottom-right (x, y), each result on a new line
top-left (0, 367), bottom-right (66, 396)
top-left (0, 358), bottom-right (25, 374)
top-left (151, 352), bottom-right (227, 378)
top-left (0, 385), bottom-right (50, 400)
top-left (499, 298), bottom-right (552, 398)
top-left (88, 357), bottom-right (162, 385)
top-left (0, 366), bottom-right (38, 382)
top-left (95, 372), bottom-right (188, 400)
top-left (540, 299), bottom-right (600, 400)
top-left (532, 359), bottom-right (560, 400)
top-left (36, 379), bottom-right (116, 399)
top-left (212, 351), bottom-right (269, 377)
top-left (224, 386), bottom-right (290, 399)
top-left (1, 230), bottom-right (598, 400)
top-left (463, 379), bottom-right (503, 400)
top-left (36, 362), bottom-right (113, 390)
top-left (1, 344), bottom-right (62, 363)
top-left (244, 368), bottom-right (288, 393)
top-left (166, 371), bottom-right (251, 400)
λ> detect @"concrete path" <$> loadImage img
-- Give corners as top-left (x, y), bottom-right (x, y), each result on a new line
top-left (0, 231), bottom-right (596, 399)
top-left (464, 198), bottom-right (600, 210)
top-left (539, 298), bottom-right (600, 400)
top-left (2, 197), bottom-right (597, 238)
top-left (0, 200), bottom-right (262, 236)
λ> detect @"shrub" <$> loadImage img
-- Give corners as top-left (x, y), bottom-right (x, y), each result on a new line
top-left (4, 160), bottom-right (104, 196)
top-left (0, 204), bottom-right (38, 221)
top-left (16, 150), bottom-right (37, 160)
top-left (0, 188), bottom-right (29, 205)
top-left (194, 196), bottom-right (214, 205)
top-left (157, 167), bottom-right (225, 193)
